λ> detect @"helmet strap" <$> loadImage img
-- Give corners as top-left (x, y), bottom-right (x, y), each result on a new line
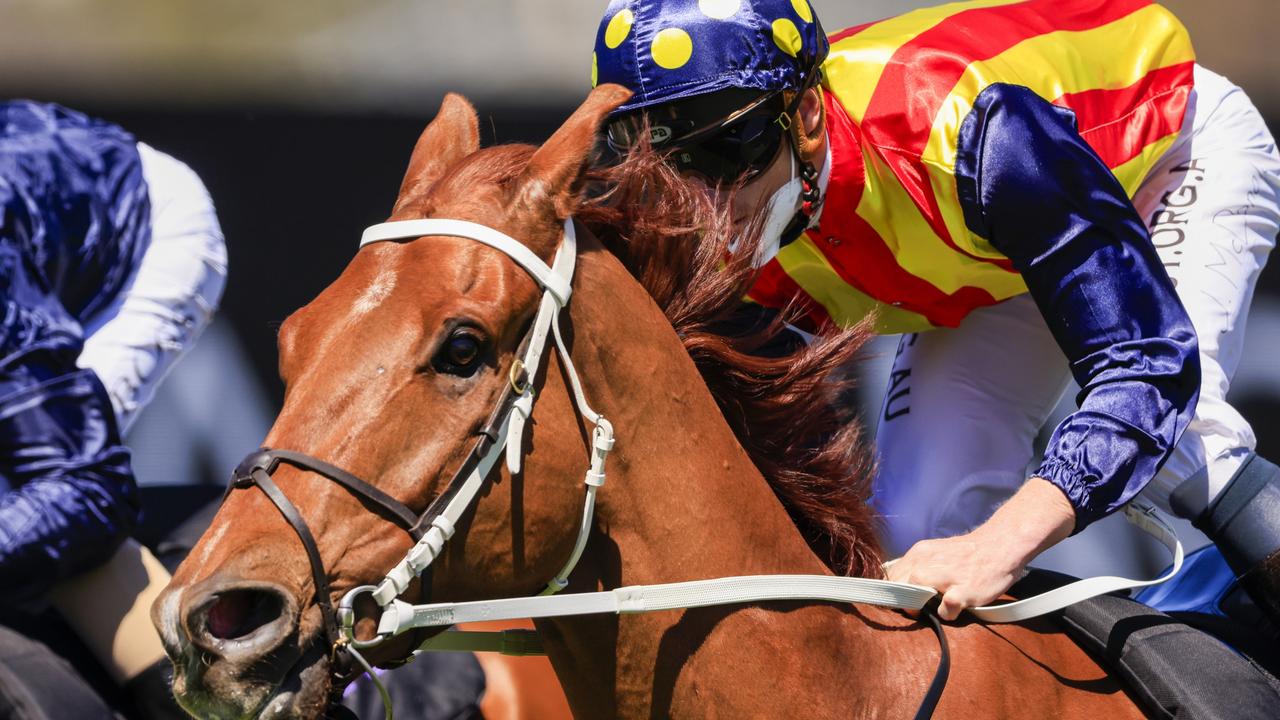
top-left (777, 205), bottom-right (812, 249)
top-left (771, 134), bottom-right (821, 251)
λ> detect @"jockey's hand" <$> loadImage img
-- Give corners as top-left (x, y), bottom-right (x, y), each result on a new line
top-left (885, 478), bottom-right (1076, 621)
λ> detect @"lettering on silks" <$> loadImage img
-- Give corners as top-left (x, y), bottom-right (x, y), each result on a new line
top-left (882, 333), bottom-right (917, 422)
top-left (1149, 158), bottom-right (1206, 286)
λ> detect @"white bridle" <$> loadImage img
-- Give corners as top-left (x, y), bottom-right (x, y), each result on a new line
top-left (337, 218), bottom-right (612, 639)
top-left (337, 217), bottom-right (1184, 716)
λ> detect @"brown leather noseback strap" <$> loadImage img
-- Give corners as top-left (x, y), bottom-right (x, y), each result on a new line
top-left (225, 448), bottom-right (427, 648)
top-left (264, 449), bottom-right (424, 540)
top-left (231, 462), bottom-right (341, 646)
top-left (220, 348), bottom-right (530, 661)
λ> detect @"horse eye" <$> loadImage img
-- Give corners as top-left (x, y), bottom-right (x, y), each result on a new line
top-left (447, 335), bottom-right (479, 365)
top-left (433, 330), bottom-right (485, 376)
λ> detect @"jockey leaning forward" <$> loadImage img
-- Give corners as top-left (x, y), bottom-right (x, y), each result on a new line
top-left (591, 0), bottom-right (1280, 623)
top-left (0, 101), bottom-right (226, 713)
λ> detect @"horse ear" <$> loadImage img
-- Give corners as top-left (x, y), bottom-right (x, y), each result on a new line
top-left (515, 83), bottom-right (632, 220)
top-left (393, 93), bottom-right (480, 214)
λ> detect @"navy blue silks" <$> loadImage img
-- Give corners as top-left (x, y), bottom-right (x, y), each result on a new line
top-left (0, 101), bottom-right (149, 607)
top-left (956, 84), bottom-right (1200, 531)
top-left (0, 358), bottom-right (136, 606)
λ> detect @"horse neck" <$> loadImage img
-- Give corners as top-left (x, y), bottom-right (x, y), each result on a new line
top-left (534, 244), bottom-right (849, 715)
top-left (565, 245), bottom-right (832, 585)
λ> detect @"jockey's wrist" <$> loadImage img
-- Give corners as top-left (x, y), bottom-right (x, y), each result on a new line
top-left (973, 477), bottom-right (1076, 569)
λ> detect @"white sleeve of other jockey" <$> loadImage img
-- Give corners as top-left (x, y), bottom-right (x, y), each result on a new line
top-left (77, 143), bottom-right (228, 432)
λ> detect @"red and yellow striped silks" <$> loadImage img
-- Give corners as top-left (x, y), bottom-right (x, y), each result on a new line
top-left (748, 0), bottom-right (1195, 333)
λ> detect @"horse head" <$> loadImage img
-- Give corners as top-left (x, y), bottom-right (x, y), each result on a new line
top-left (151, 84), bottom-right (634, 719)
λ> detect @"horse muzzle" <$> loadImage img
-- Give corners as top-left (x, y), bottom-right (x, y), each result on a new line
top-left (154, 575), bottom-right (333, 719)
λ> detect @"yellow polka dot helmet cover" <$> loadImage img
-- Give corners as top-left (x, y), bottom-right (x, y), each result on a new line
top-left (592, 0), bottom-right (828, 114)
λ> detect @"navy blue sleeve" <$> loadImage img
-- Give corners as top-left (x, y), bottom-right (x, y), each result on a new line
top-left (0, 101), bottom-right (146, 608)
top-left (955, 83), bottom-right (1200, 531)
top-left (0, 349), bottom-right (138, 609)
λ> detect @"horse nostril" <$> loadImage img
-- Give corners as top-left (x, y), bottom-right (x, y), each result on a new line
top-left (183, 582), bottom-right (298, 659)
top-left (207, 589), bottom-right (285, 640)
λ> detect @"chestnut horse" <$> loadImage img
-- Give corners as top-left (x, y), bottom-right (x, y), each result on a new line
top-left (152, 85), bottom-right (1144, 719)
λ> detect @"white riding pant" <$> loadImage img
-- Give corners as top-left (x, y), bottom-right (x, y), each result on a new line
top-left (872, 65), bottom-right (1280, 556)
top-left (77, 143), bottom-right (227, 433)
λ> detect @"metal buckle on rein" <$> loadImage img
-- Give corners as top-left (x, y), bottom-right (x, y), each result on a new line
top-left (337, 585), bottom-right (392, 650)
top-left (335, 585), bottom-right (398, 720)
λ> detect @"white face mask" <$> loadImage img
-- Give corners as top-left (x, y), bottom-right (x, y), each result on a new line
top-left (747, 150), bottom-right (803, 268)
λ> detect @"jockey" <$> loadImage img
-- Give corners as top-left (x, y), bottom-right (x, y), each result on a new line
top-left (0, 100), bottom-right (226, 712)
top-left (592, 0), bottom-right (1280, 624)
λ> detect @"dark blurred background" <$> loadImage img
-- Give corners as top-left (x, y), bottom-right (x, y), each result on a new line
top-left (3, 0), bottom-right (1276, 573)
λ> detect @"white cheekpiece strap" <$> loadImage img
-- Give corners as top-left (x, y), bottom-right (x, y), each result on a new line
top-left (370, 421), bottom-right (509, 606)
top-left (506, 224), bottom-right (578, 474)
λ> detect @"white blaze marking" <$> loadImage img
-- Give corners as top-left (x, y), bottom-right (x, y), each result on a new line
top-left (190, 519), bottom-right (230, 577)
top-left (353, 269), bottom-right (397, 316)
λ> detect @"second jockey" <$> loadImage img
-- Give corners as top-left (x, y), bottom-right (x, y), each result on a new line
top-left (0, 100), bottom-right (226, 715)
top-left (592, 0), bottom-right (1280, 624)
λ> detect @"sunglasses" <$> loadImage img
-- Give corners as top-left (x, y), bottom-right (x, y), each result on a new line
top-left (606, 91), bottom-right (789, 186)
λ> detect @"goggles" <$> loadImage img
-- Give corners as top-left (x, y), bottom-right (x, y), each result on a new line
top-left (606, 90), bottom-right (790, 186)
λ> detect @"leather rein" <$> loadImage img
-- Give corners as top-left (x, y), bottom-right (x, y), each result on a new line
top-left (224, 217), bottom-right (1184, 720)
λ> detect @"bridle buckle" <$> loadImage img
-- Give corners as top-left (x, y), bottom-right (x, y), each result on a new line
top-left (231, 449), bottom-right (279, 484)
top-left (509, 359), bottom-right (530, 394)
top-left (337, 584), bottom-right (391, 650)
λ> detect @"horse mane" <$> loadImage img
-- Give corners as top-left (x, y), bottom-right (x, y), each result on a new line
top-left (424, 141), bottom-right (882, 577)
top-left (575, 144), bottom-right (883, 578)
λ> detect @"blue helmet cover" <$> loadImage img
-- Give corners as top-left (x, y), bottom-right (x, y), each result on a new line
top-left (592, 0), bottom-right (828, 115)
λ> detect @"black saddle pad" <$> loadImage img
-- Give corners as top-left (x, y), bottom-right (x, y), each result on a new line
top-left (1009, 570), bottom-right (1280, 720)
